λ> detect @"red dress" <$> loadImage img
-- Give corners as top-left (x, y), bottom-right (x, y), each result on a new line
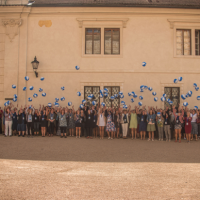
top-left (184, 117), bottom-right (192, 134)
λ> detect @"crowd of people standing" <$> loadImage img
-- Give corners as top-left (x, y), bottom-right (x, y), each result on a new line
top-left (1, 103), bottom-right (200, 143)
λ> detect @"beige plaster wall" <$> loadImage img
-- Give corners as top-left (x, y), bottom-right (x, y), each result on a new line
top-left (0, 7), bottom-right (200, 109)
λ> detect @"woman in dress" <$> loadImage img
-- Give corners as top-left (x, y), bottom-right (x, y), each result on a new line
top-left (106, 110), bottom-right (116, 139)
top-left (68, 107), bottom-right (75, 137)
top-left (184, 111), bottom-right (192, 143)
top-left (129, 107), bottom-right (138, 139)
top-left (57, 107), bottom-right (68, 138)
top-left (114, 109), bottom-right (120, 139)
top-left (147, 108), bottom-right (156, 141)
top-left (173, 105), bottom-right (184, 143)
top-left (75, 110), bottom-right (82, 138)
top-left (139, 109), bottom-right (147, 140)
top-left (97, 108), bottom-right (106, 139)
top-left (40, 109), bottom-right (47, 137)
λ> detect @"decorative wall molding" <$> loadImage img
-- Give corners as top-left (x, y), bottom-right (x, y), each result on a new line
top-left (167, 19), bottom-right (200, 29)
top-left (38, 20), bottom-right (52, 27)
top-left (2, 19), bottom-right (22, 42)
top-left (76, 18), bottom-right (129, 28)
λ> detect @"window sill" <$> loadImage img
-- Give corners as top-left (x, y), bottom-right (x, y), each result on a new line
top-left (82, 54), bottom-right (123, 58)
top-left (174, 55), bottom-right (200, 58)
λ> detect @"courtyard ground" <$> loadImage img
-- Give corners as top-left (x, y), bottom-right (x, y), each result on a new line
top-left (0, 135), bottom-right (200, 200)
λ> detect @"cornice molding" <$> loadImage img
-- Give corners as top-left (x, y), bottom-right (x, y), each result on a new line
top-left (1, 7), bottom-right (200, 16)
top-left (76, 18), bottom-right (129, 28)
top-left (167, 18), bottom-right (200, 29)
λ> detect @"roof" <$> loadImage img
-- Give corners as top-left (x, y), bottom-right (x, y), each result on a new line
top-left (32, 0), bottom-right (200, 9)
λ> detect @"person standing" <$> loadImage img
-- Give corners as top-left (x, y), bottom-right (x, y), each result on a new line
top-left (26, 107), bottom-right (35, 138)
top-left (184, 111), bottom-right (192, 143)
top-left (129, 107), bottom-right (138, 139)
top-left (93, 110), bottom-right (98, 138)
top-left (33, 109), bottom-right (40, 136)
top-left (163, 110), bottom-right (171, 142)
top-left (85, 109), bottom-right (94, 139)
top-left (5, 107), bottom-right (13, 137)
top-left (190, 109), bottom-right (199, 141)
top-left (75, 110), bottom-right (82, 138)
top-left (138, 109), bottom-right (147, 140)
top-left (68, 108), bottom-right (75, 137)
top-left (17, 107), bottom-right (26, 137)
top-left (114, 109), bottom-right (120, 139)
top-left (57, 108), bottom-right (68, 138)
top-left (173, 105), bottom-right (184, 143)
top-left (47, 108), bottom-right (56, 137)
top-left (147, 109), bottom-right (156, 141)
top-left (40, 109), bottom-right (47, 137)
top-left (0, 107), bottom-right (3, 134)
top-left (121, 109), bottom-right (129, 139)
top-left (80, 109), bottom-right (85, 137)
top-left (12, 107), bottom-right (18, 136)
top-left (156, 112), bottom-right (164, 141)
top-left (97, 108), bottom-right (106, 139)
top-left (106, 110), bottom-right (116, 139)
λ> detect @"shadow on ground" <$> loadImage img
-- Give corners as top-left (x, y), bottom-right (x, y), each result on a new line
top-left (0, 135), bottom-right (200, 163)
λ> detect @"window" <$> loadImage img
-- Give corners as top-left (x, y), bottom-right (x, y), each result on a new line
top-left (176, 29), bottom-right (191, 55)
top-left (104, 86), bottom-right (120, 108)
top-left (195, 30), bottom-right (200, 56)
top-left (84, 86), bottom-right (100, 105)
top-left (104, 28), bottom-right (120, 55)
top-left (164, 87), bottom-right (180, 109)
top-left (85, 28), bottom-right (101, 54)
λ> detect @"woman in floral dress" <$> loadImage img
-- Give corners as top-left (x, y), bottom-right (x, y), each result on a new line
top-left (106, 111), bottom-right (116, 139)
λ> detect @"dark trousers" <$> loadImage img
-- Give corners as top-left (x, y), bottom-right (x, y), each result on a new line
top-left (81, 123), bottom-right (86, 137)
top-left (27, 122), bottom-right (34, 135)
top-left (86, 127), bottom-right (93, 137)
top-left (56, 120), bottom-right (59, 132)
top-left (198, 124), bottom-right (200, 136)
top-left (49, 123), bottom-right (55, 135)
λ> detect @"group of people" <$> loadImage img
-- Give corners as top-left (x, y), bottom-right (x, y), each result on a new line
top-left (2, 103), bottom-right (200, 143)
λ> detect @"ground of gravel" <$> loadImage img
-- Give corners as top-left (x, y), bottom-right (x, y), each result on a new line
top-left (0, 135), bottom-right (200, 200)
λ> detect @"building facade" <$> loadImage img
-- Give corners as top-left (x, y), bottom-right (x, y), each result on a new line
top-left (0, 1), bottom-right (200, 109)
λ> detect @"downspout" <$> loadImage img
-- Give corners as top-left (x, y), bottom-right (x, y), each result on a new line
top-left (25, 7), bottom-right (30, 106)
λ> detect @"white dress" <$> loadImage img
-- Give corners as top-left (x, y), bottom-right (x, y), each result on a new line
top-left (99, 114), bottom-right (105, 126)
